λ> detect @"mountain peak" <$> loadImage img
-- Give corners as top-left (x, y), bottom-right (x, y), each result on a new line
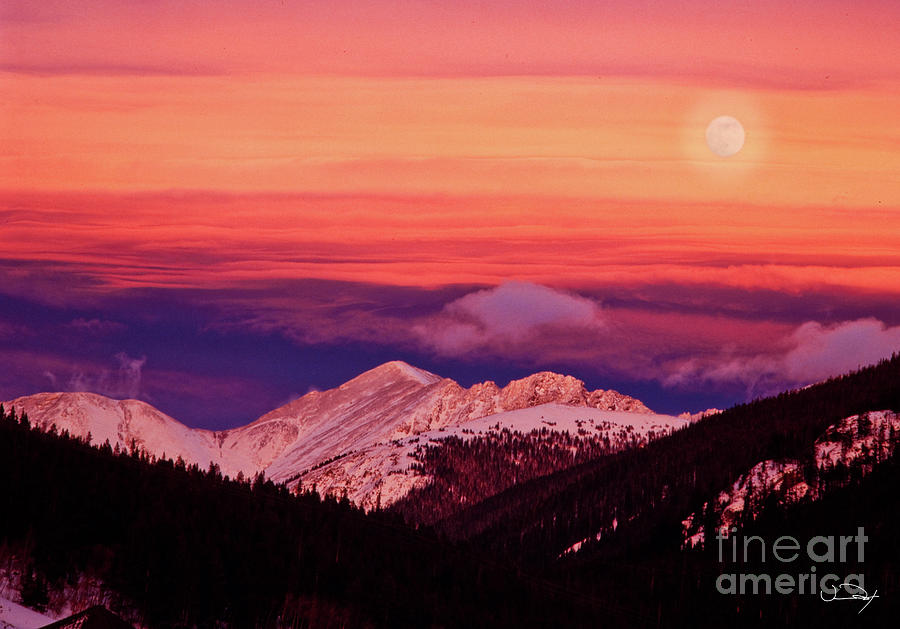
top-left (498, 371), bottom-right (652, 414)
top-left (353, 361), bottom-right (443, 386)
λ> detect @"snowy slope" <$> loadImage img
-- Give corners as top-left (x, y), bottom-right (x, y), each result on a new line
top-left (0, 596), bottom-right (54, 629)
top-left (300, 403), bottom-right (688, 509)
top-left (4, 361), bottom-right (661, 507)
top-left (422, 403), bottom-right (681, 437)
top-left (3, 392), bottom-right (222, 470)
top-left (242, 361), bottom-right (450, 483)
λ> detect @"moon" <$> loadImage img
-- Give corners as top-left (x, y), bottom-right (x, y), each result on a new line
top-left (705, 115), bottom-right (745, 157)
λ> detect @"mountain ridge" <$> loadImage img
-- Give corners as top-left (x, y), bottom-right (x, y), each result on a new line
top-left (3, 360), bottom-right (665, 506)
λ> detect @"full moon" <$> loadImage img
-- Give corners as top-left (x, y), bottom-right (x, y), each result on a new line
top-left (705, 115), bottom-right (745, 157)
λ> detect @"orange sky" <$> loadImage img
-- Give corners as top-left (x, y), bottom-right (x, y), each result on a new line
top-left (2, 74), bottom-right (898, 294)
top-left (1, 0), bottom-right (899, 294)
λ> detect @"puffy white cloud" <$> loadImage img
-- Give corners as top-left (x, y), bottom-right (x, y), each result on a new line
top-left (783, 318), bottom-right (900, 383)
top-left (415, 281), bottom-right (604, 356)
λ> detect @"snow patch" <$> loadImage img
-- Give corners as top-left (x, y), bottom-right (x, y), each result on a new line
top-left (0, 596), bottom-right (54, 629)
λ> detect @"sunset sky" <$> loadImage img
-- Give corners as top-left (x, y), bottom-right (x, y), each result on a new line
top-left (2, 0), bottom-right (899, 427)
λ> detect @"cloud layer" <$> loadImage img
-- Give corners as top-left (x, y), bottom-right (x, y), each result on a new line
top-left (410, 285), bottom-right (900, 399)
top-left (665, 318), bottom-right (900, 396)
top-left (3, 1), bottom-right (898, 86)
top-left (3, 271), bottom-right (900, 424)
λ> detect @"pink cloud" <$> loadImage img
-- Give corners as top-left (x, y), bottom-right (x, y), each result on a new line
top-left (2, 1), bottom-right (898, 86)
top-left (784, 319), bottom-right (900, 383)
top-left (664, 318), bottom-right (900, 394)
top-left (415, 281), bottom-right (604, 357)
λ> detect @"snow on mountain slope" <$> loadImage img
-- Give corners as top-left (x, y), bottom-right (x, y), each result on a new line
top-left (4, 361), bottom-right (659, 507)
top-left (260, 363), bottom-right (654, 486)
top-left (300, 403), bottom-right (688, 509)
top-left (3, 392), bottom-right (222, 471)
top-left (0, 595), bottom-right (54, 629)
top-left (433, 403), bottom-right (680, 436)
top-left (239, 361), bottom-right (450, 483)
top-left (681, 410), bottom-right (900, 548)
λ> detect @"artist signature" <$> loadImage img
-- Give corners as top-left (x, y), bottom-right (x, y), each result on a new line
top-left (820, 581), bottom-right (879, 613)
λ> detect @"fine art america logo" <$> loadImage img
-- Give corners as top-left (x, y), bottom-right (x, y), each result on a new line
top-left (716, 527), bottom-right (879, 613)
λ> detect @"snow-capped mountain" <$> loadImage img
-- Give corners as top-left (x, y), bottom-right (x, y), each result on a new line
top-left (3, 361), bottom-right (674, 508)
top-left (256, 363), bottom-right (657, 486)
top-left (0, 392), bottom-right (223, 470)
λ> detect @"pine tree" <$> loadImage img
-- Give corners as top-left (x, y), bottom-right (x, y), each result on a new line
top-left (20, 568), bottom-right (49, 612)
top-left (857, 412), bottom-right (872, 437)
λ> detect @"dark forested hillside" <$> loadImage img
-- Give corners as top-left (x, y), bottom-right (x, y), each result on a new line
top-left (546, 442), bottom-right (900, 628)
top-left (393, 425), bottom-right (643, 526)
top-left (0, 405), bottom-right (602, 629)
